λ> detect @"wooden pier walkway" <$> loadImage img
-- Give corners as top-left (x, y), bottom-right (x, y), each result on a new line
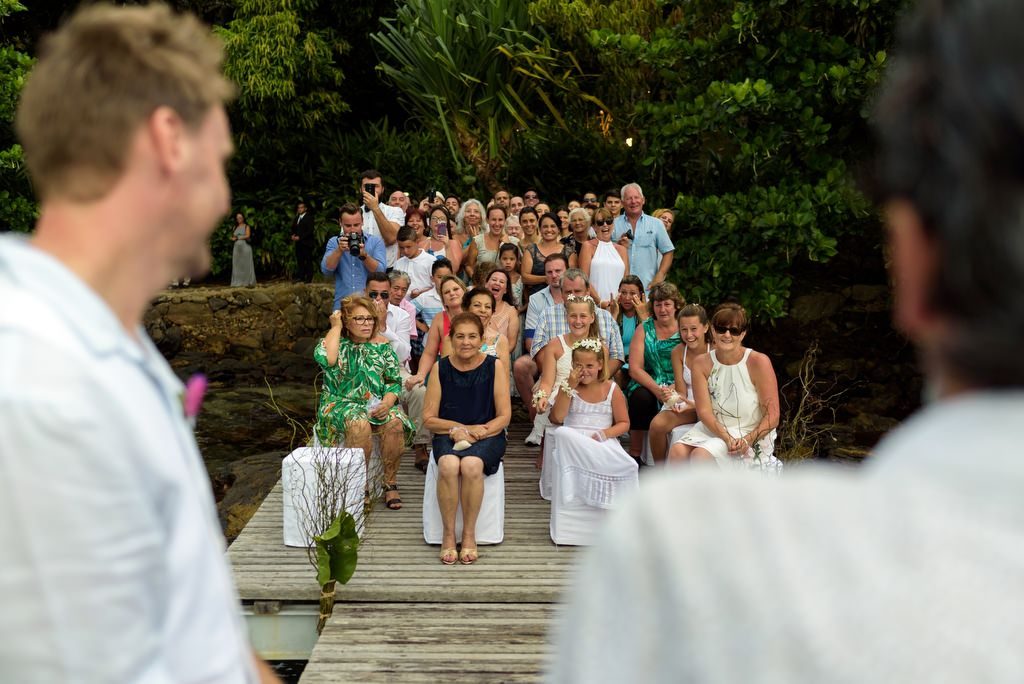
top-left (228, 423), bottom-right (579, 681)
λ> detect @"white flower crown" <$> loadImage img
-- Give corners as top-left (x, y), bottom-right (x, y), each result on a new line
top-left (565, 293), bottom-right (595, 304)
top-left (572, 337), bottom-right (603, 353)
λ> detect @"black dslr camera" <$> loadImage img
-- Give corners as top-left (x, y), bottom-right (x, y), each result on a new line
top-left (348, 231), bottom-right (363, 256)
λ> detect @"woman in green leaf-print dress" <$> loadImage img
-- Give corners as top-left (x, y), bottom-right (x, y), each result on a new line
top-left (314, 295), bottom-right (414, 509)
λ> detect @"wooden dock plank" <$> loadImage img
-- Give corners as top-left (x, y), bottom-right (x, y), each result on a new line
top-left (227, 423), bottom-right (589, 680)
top-left (301, 603), bottom-right (556, 682)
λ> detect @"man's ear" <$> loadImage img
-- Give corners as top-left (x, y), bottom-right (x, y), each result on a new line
top-left (147, 105), bottom-right (186, 174)
top-left (885, 199), bottom-right (940, 342)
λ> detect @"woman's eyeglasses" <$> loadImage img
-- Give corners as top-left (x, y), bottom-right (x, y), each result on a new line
top-left (367, 291), bottom-right (388, 299)
top-left (595, 219), bottom-right (614, 226)
top-left (713, 324), bottom-right (745, 336)
top-left (349, 315), bottom-right (375, 324)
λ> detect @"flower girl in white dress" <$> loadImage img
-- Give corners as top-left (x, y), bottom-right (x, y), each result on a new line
top-left (542, 337), bottom-right (638, 506)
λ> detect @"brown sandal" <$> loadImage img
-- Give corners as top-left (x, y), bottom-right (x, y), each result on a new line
top-left (414, 446), bottom-right (429, 474)
top-left (383, 483), bottom-right (402, 510)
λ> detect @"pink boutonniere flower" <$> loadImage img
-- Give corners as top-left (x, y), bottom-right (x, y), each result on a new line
top-left (183, 374), bottom-right (208, 428)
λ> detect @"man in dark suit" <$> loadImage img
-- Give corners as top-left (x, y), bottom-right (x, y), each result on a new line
top-left (290, 200), bottom-right (314, 282)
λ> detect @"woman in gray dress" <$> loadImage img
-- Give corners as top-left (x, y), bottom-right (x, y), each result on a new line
top-left (230, 212), bottom-right (256, 286)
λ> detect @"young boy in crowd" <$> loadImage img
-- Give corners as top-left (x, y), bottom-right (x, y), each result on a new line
top-left (393, 225), bottom-right (437, 298)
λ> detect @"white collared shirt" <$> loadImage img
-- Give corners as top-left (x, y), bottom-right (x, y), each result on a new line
top-left (383, 303), bottom-right (412, 369)
top-left (362, 203), bottom-right (406, 268)
top-left (0, 236), bottom-right (254, 683)
top-left (550, 390), bottom-right (1024, 683)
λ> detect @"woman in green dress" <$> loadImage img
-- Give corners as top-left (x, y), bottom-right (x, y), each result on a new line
top-left (626, 282), bottom-right (684, 463)
top-left (314, 294), bottom-right (414, 509)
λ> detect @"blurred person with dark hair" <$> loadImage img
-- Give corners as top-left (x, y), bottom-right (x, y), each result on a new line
top-left (551, 2), bottom-right (1024, 680)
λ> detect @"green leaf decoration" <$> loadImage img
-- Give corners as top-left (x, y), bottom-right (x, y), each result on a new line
top-left (313, 511), bottom-right (359, 587)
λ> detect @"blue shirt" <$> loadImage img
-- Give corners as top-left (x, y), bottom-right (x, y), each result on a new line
top-left (321, 232), bottom-right (386, 309)
top-left (524, 286), bottom-right (557, 341)
top-left (613, 212), bottom-right (675, 290)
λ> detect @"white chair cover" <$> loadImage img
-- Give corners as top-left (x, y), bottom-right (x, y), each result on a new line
top-left (539, 427), bottom-right (557, 500)
top-left (422, 454), bottom-right (505, 545)
top-left (282, 446), bottom-right (367, 547)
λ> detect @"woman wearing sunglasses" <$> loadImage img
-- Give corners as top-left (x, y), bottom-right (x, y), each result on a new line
top-left (579, 207), bottom-right (629, 308)
top-left (668, 303), bottom-right (782, 473)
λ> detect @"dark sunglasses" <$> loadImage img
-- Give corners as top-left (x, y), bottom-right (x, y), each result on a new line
top-left (713, 324), bottom-right (745, 336)
top-left (367, 291), bottom-right (389, 299)
top-left (583, 197), bottom-right (598, 202)
top-left (595, 219), bottom-right (614, 226)
top-left (524, 193), bottom-right (538, 199)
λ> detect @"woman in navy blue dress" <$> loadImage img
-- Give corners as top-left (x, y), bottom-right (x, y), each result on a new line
top-left (423, 312), bottom-right (511, 565)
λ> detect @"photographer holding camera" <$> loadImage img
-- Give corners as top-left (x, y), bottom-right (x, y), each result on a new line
top-left (322, 203), bottom-right (386, 309)
top-left (359, 169), bottom-right (405, 268)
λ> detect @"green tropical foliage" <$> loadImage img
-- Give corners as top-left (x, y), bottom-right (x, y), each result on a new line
top-left (371, 0), bottom-right (602, 192)
top-left (215, 0), bottom-right (349, 191)
top-left (533, 0), bottom-right (901, 319)
top-left (3, 0), bottom-right (905, 321)
top-left (0, 0), bottom-right (35, 233)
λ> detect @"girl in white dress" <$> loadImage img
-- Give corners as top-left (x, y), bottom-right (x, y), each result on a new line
top-left (544, 337), bottom-right (636, 504)
top-left (668, 303), bottom-right (782, 474)
top-left (647, 303), bottom-right (712, 463)
top-left (531, 295), bottom-right (602, 463)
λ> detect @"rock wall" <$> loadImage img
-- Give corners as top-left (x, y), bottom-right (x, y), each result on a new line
top-left (145, 282), bottom-right (336, 384)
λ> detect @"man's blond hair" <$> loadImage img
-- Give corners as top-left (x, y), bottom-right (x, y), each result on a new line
top-left (15, 3), bottom-right (235, 202)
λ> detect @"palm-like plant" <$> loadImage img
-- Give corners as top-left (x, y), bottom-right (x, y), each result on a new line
top-left (372, 0), bottom-right (601, 191)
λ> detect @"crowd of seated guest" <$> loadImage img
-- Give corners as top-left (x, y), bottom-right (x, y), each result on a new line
top-left (310, 178), bottom-right (781, 560)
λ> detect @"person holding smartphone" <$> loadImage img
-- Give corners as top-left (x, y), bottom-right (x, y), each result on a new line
top-left (321, 203), bottom-right (386, 309)
top-left (358, 169), bottom-right (405, 268)
top-left (424, 205), bottom-right (463, 273)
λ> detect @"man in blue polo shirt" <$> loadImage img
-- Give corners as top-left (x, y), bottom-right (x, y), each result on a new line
top-left (613, 182), bottom-right (675, 290)
top-left (321, 202), bottom-right (386, 309)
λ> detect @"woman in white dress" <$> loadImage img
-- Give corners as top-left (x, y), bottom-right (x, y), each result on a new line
top-left (579, 207), bottom-right (628, 307)
top-left (229, 212), bottom-right (256, 287)
top-left (545, 337), bottom-right (637, 512)
top-left (668, 303), bottom-right (782, 473)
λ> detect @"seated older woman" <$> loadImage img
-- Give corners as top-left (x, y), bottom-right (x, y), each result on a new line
top-left (423, 312), bottom-right (511, 565)
top-left (314, 294), bottom-right (414, 509)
